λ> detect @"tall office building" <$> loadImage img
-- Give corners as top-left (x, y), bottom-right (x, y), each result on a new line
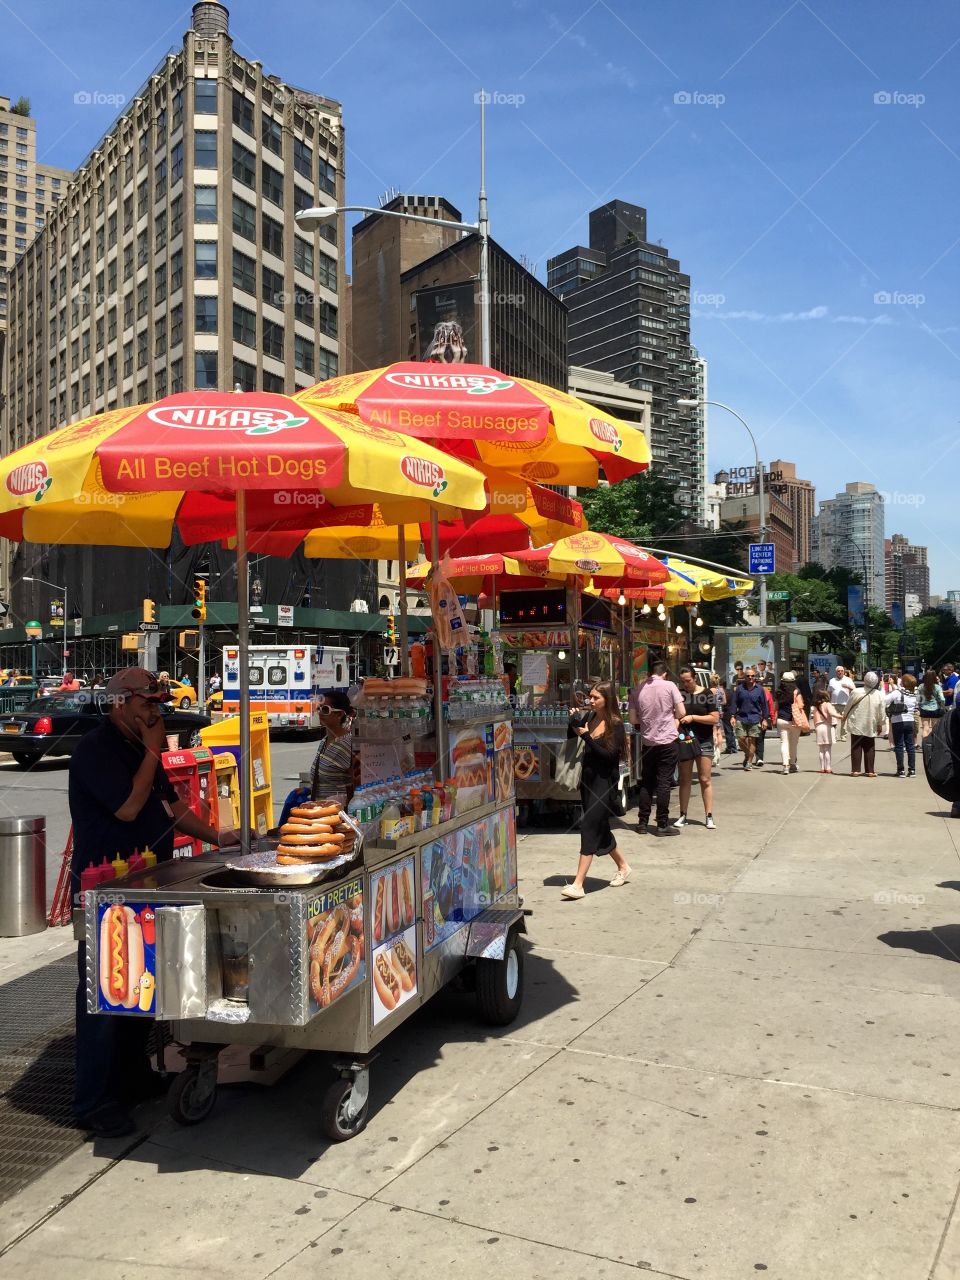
top-left (0, 95), bottom-right (72, 601)
top-left (767, 460), bottom-right (815, 568)
top-left (811, 482), bottom-right (886, 610)
top-left (5, 2), bottom-right (349, 619)
top-left (547, 199), bottom-right (702, 516)
top-left (885, 533), bottom-right (929, 614)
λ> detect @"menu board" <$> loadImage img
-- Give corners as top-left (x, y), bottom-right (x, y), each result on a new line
top-left (421, 806), bottom-right (517, 953)
top-left (370, 857), bottom-right (418, 1024)
top-left (305, 876), bottom-right (365, 1016)
top-left (95, 901), bottom-right (159, 1016)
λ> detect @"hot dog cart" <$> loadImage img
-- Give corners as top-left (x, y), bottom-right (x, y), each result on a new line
top-left (83, 708), bottom-right (523, 1142)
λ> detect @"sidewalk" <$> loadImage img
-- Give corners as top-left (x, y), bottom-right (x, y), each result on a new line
top-left (2, 738), bottom-right (960, 1278)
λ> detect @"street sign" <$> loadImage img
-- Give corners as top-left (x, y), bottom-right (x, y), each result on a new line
top-left (383, 646), bottom-right (400, 667)
top-left (749, 543), bottom-right (775, 574)
top-left (277, 604), bottom-right (294, 627)
top-left (767, 590), bottom-right (790, 601)
top-left (139, 621), bottom-right (160, 632)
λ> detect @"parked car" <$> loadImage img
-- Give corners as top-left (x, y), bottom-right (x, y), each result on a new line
top-left (167, 679), bottom-right (198, 709)
top-left (0, 693), bottom-right (211, 768)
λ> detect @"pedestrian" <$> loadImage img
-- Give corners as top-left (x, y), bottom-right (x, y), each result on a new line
top-left (632, 661), bottom-right (684, 836)
top-left (917, 669), bottom-right (946, 740)
top-left (754, 678), bottom-right (776, 767)
top-left (828, 665), bottom-right (856, 741)
top-left (208, 672), bottom-right (221, 695)
top-left (812, 690), bottom-right (838, 773)
top-left (885, 672), bottom-right (919, 777)
top-left (732, 667), bottom-right (769, 770)
top-left (840, 671), bottom-right (887, 777)
top-left (942, 663), bottom-right (958, 709)
top-left (715, 675), bottom-right (738, 753)
top-left (710, 674), bottom-right (733, 757)
top-left (69, 668), bottom-right (241, 1138)
top-left (58, 670), bottom-right (81, 692)
top-left (674, 667), bottom-right (720, 829)
top-left (774, 671), bottom-right (808, 774)
top-left (756, 659), bottom-right (775, 689)
top-left (561, 682), bottom-right (631, 898)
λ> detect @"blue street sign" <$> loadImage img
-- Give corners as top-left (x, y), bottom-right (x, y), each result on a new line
top-left (748, 543), bottom-right (776, 574)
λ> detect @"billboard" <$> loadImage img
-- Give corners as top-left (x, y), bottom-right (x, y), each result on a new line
top-left (847, 584), bottom-right (864, 627)
top-left (413, 282), bottom-right (477, 364)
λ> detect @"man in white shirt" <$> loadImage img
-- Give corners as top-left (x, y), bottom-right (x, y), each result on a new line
top-left (829, 665), bottom-right (856, 741)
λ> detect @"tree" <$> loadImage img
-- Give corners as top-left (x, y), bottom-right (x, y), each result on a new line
top-left (906, 610), bottom-right (960, 669)
top-left (10, 97), bottom-right (30, 117)
top-left (581, 472), bottom-right (687, 546)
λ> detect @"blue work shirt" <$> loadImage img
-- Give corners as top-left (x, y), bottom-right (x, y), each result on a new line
top-left (733, 683), bottom-right (768, 725)
top-left (68, 720), bottom-right (178, 887)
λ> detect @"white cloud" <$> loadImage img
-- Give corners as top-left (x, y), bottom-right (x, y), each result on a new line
top-left (693, 305), bottom-right (894, 326)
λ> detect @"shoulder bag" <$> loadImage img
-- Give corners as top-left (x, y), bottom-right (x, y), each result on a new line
top-left (791, 690), bottom-right (811, 735)
top-left (555, 736), bottom-right (584, 791)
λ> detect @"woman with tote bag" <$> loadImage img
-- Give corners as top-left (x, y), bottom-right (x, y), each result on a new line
top-left (561, 682), bottom-right (630, 899)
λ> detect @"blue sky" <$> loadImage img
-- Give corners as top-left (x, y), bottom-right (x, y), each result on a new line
top-left (3, 0), bottom-right (958, 590)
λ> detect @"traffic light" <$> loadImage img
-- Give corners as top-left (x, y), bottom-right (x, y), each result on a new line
top-left (191, 578), bottom-right (207, 623)
top-left (142, 598), bottom-right (156, 624)
top-left (386, 614), bottom-right (397, 645)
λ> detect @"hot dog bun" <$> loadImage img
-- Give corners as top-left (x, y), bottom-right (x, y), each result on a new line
top-left (374, 952), bottom-right (400, 1010)
top-left (374, 876), bottom-right (385, 943)
top-left (99, 905), bottom-right (144, 1009)
top-left (400, 865), bottom-right (414, 929)
top-left (389, 939), bottom-right (415, 992)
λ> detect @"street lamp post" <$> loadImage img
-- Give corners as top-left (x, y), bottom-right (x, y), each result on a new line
top-left (23, 576), bottom-right (68, 675)
top-left (677, 398), bottom-right (767, 625)
top-left (295, 202), bottom-right (492, 366)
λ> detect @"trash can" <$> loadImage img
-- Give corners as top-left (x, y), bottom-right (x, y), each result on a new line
top-left (0, 816), bottom-right (46, 936)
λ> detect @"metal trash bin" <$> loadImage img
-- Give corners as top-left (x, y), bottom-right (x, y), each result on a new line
top-left (0, 816), bottom-right (46, 936)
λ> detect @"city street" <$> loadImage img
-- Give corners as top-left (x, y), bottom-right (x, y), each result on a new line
top-left (3, 736), bottom-right (960, 1279)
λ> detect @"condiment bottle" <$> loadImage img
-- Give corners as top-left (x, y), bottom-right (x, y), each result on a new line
top-left (142, 846), bottom-right (157, 868)
top-left (111, 854), bottom-right (129, 879)
top-left (127, 851), bottom-right (146, 873)
top-left (79, 865), bottom-right (100, 905)
top-left (97, 858), bottom-right (115, 883)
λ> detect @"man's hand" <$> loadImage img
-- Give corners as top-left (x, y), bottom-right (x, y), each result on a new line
top-left (137, 712), bottom-right (168, 756)
top-left (217, 828), bottom-right (245, 848)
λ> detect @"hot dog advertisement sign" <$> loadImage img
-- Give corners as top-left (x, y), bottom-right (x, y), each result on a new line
top-left (96, 901), bottom-right (159, 1015)
top-left (306, 876), bottom-right (366, 1017)
top-left (421, 806), bottom-right (518, 954)
top-left (370, 856), bottom-right (418, 1025)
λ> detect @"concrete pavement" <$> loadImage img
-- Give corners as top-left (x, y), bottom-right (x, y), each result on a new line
top-left (3, 736), bottom-right (960, 1278)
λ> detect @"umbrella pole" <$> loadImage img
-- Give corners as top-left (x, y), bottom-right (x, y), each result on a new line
top-left (235, 490), bottom-right (252, 857)
top-left (397, 525), bottom-right (410, 677)
top-left (430, 509), bottom-right (446, 777)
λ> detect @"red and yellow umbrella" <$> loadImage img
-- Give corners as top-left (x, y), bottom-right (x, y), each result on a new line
top-left (512, 531), bottom-right (670, 588)
top-left (296, 362), bottom-right (651, 486)
top-left (406, 552), bottom-right (569, 597)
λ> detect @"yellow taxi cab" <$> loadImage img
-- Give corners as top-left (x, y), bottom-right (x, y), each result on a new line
top-left (205, 689), bottom-right (223, 714)
top-left (167, 679), bottom-right (198, 709)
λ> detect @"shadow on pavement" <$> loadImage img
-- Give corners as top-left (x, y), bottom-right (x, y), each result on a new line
top-left (878, 924), bottom-right (960, 964)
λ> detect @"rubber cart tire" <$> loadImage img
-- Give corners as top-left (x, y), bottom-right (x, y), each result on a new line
top-left (476, 933), bottom-right (524, 1026)
top-left (321, 1076), bottom-right (370, 1142)
top-left (168, 1066), bottom-right (217, 1126)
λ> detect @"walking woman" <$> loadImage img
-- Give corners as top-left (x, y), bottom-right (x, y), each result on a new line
top-left (562, 682), bottom-right (631, 899)
top-left (711, 673), bottom-right (735, 756)
top-left (841, 671), bottom-right (887, 777)
top-left (918, 669), bottom-right (945, 740)
top-left (812, 689), bottom-right (837, 773)
top-left (774, 671), bottom-right (807, 774)
top-left (885, 672), bottom-right (919, 777)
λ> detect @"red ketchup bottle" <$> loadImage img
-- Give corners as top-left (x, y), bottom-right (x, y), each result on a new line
top-left (79, 865), bottom-right (100, 907)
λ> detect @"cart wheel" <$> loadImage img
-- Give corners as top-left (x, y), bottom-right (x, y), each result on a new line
top-left (168, 1065), bottom-right (217, 1126)
top-left (476, 933), bottom-right (524, 1026)
top-left (321, 1073), bottom-right (370, 1142)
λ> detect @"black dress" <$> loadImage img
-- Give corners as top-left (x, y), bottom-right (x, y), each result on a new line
top-left (569, 713), bottom-right (624, 856)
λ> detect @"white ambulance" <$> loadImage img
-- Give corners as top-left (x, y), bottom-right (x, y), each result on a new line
top-left (221, 644), bottom-right (350, 732)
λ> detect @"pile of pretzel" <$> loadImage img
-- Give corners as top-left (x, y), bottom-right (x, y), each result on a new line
top-left (276, 802), bottom-right (357, 865)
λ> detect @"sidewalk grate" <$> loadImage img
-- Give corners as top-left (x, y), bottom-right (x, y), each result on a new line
top-left (0, 955), bottom-right (82, 1205)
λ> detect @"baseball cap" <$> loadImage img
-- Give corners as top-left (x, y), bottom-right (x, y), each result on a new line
top-left (782, 671), bottom-right (797, 682)
top-left (105, 668), bottom-right (170, 701)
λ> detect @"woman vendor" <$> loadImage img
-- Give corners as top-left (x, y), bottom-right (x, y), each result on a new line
top-left (309, 690), bottom-right (357, 805)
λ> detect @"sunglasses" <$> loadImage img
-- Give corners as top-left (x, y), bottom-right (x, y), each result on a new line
top-left (318, 703), bottom-right (347, 717)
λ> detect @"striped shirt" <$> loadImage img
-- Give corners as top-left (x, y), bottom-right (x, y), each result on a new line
top-left (309, 732), bottom-right (354, 802)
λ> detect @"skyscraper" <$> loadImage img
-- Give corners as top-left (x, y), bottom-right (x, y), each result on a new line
top-left (547, 199), bottom-right (702, 516)
top-left (767, 460), bottom-right (815, 568)
top-left (812, 482), bottom-right (886, 609)
top-left (885, 533), bottom-right (929, 614)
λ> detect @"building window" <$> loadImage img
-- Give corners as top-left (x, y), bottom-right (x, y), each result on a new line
top-left (137, 280), bottom-right (148, 318)
top-left (292, 184), bottom-right (313, 213)
top-left (261, 162), bottom-right (283, 208)
top-left (232, 194), bottom-right (255, 242)
top-left (155, 108), bottom-right (167, 147)
top-left (171, 302), bottom-right (183, 346)
top-left (123, 340), bottom-right (133, 378)
top-left (15, 126), bottom-right (27, 140)
top-left (123, 292), bottom-right (133, 328)
top-left (233, 358), bottom-right (256, 391)
top-left (154, 156), bottom-right (166, 199)
top-left (263, 317), bottom-right (284, 359)
top-left (195, 241), bottom-right (217, 278)
top-left (318, 253), bottom-right (336, 292)
top-left (155, 368), bottom-right (167, 398)
top-left (317, 348), bottom-right (337, 380)
top-left (195, 350), bottom-right (218, 388)
top-left (171, 192), bottom-right (183, 236)
top-left (107, 212), bottom-right (117, 247)
top-left (232, 91), bottom-right (253, 135)
top-left (318, 158), bottom-right (336, 196)
top-left (232, 139), bottom-right (255, 188)
top-left (262, 212), bottom-right (283, 258)
top-left (318, 219), bottom-right (336, 247)
top-left (155, 210), bottom-right (166, 252)
top-left (170, 248), bottom-right (183, 291)
top-left (137, 379), bottom-right (148, 402)
top-left (123, 194), bottom-right (133, 232)
top-left (261, 263), bottom-right (283, 307)
top-left (171, 356), bottom-right (183, 392)
top-left (137, 179), bottom-right (148, 218)
top-left (123, 243), bottom-right (133, 280)
top-left (95, 317), bottom-right (104, 351)
top-left (294, 335), bottom-right (314, 375)
top-left (262, 369), bottom-right (285, 394)
top-left (194, 78), bottom-right (218, 114)
top-left (293, 236), bottom-right (313, 276)
top-left (195, 296), bottom-right (217, 333)
top-left (107, 352), bottom-right (117, 389)
top-left (137, 330), bottom-right (148, 369)
top-left (155, 315), bottom-right (166, 357)
top-left (194, 185), bottom-right (216, 222)
top-left (233, 249), bottom-right (256, 296)
top-left (194, 129), bottom-right (217, 168)
top-left (233, 303), bottom-right (257, 348)
top-left (171, 140), bottom-right (183, 183)
top-left (293, 137), bottom-right (312, 179)
top-left (107, 306), bottom-right (117, 341)
top-left (154, 262), bottom-right (166, 303)
top-left (261, 115), bottom-right (282, 156)
top-left (295, 292), bottom-right (314, 326)
top-left (172, 88), bottom-right (183, 132)
top-left (319, 301), bottom-right (337, 338)
top-left (137, 229), bottom-right (148, 267)
top-left (15, 143), bottom-right (27, 157)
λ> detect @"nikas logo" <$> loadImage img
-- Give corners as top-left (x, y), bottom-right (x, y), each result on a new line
top-left (401, 456), bottom-right (448, 497)
top-left (6, 461), bottom-right (53, 502)
top-left (146, 406), bottom-right (308, 436)
top-left (589, 417), bottom-right (623, 452)
top-left (384, 371), bottom-right (514, 396)
top-left (574, 558), bottom-right (602, 573)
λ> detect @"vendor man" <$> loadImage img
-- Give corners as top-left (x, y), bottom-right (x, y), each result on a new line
top-left (70, 668), bottom-right (241, 1138)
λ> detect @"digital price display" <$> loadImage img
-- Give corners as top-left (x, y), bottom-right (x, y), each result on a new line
top-left (498, 590), bottom-right (567, 626)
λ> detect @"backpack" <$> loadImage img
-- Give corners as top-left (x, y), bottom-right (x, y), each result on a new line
top-left (922, 708), bottom-right (960, 802)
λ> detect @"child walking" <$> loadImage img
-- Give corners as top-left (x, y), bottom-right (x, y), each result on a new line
top-left (813, 690), bottom-right (836, 774)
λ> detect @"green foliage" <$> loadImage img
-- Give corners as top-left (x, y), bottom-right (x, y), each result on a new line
top-left (582, 472), bottom-right (686, 545)
top-left (10, 97), bottom-right (30, 117)
top-left (905, 610), bottom-right (960, 669)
